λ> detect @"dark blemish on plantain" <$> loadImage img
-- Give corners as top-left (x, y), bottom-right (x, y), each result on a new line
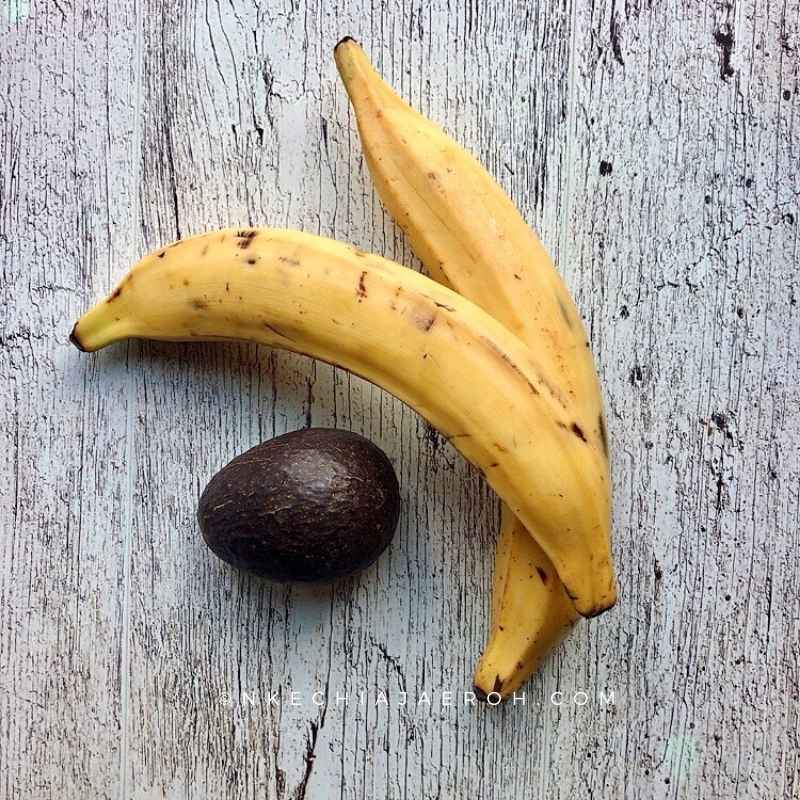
top-left (434, 301), bottom-right (455, 311)
top-left (493, 442), bottom-right (508, 453)
top-left (191, 299), bottom-right (209, 311)
top-left (513, 273), bottom-right (522, 280)
top-left (263, 321), bottom-right (293, 341)
top-left (356, 271), bottom-right (368, 300)
top-left (445, 432), bottom-right (471, 441)
top-left (598, 414), bottom-right (609, 457)
top-left (488, 462), bottom-right (499, 468)
top-left (536, 567), bottom-right (548, 584)
top-left (236, 229), bottom-right (258, 249)
top-left (390, 285), bottom-right (403, 310)
top-left (480, 336), bottom-right (540, 396)
top-left (415, 311), bottom-right (437, 331)
top-left (246, 257), bottom-right (258, 266)
top-left (183, 279), bottom-right (190, 287)
top-left (427, 171), bottom-right (436, 179)
top-left (201, 245), bottom-right (209, 256)
top-left (535, 370), bottom-right (567, 409)
top-left (278, 256), bottom-right (300, 266)
top-left (571, 422), bottom-right (587, 442)
top-left (107, 287), bottom-right (122, 302)
top-left (157, 251), bottom-right (166, 259)
top-left (557, 296), bottom-right (573, 329)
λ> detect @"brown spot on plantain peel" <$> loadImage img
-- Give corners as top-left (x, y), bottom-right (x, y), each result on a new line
top-left (236, 230), bottom-right (258, 249)
top-left (599, 414), bottom-right (609, 457)
top-left (356, 271), bottom-right (367, 300)
top-left (414, 310), bottom-right (437, 331)
top-left (557, 295), bottom-right (573, 330)
top-left (536, 567), bottom-right (548, 584)
top-left (570, 422), bottom-right (587, 442)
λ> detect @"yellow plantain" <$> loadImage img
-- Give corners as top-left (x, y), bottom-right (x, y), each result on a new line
top-left (71, 228), bottom-right (615, 617)
top-left (478, 506), bottom-right (580, 698)
top-left (334, 39), bottom-right (611, 695)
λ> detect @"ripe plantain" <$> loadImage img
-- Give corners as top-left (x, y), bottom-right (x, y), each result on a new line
top-left (334, 39), bottom-right (611, 696)
top-left (477, 507), bottom-right (580, 698)
top-left (71, 228), bottom-right (615, 617)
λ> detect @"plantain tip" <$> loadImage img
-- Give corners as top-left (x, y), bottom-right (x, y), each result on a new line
top-left (580, 598), bottom-right (617, 618)
top-left (473, 674), bottom-right (506, 704)
top-left (69, 322), bottom-right (87, 352)
top-left (334, 35), bottom-right (358, 51)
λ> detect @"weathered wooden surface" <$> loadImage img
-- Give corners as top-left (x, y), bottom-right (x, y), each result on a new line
top-left (1, 1), bottom-right (798, 797)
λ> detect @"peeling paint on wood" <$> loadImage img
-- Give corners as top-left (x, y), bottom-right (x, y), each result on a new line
top-left (1, 1), bottom-right (798, 798)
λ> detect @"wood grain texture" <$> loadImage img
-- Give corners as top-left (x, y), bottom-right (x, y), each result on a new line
top-left (1, 1), bottom-right (797, 798)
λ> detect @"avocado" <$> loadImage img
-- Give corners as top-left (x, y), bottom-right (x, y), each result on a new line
top-left (197, 428), bottom-right (401, 581)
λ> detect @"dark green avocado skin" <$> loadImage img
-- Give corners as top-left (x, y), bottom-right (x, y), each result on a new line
top-left (197, 428), bottom-right (401, 581)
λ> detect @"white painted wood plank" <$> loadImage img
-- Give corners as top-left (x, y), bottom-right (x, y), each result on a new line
top-left (0, 1), bottom-right (142, 797)
top-left (565, 1), bottom-right (800, 798)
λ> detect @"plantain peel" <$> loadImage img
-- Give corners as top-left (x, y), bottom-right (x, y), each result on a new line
top-left (71, 227), bottom-right (616, 617)
top-left (335, 38), bottom-right (616, 696)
